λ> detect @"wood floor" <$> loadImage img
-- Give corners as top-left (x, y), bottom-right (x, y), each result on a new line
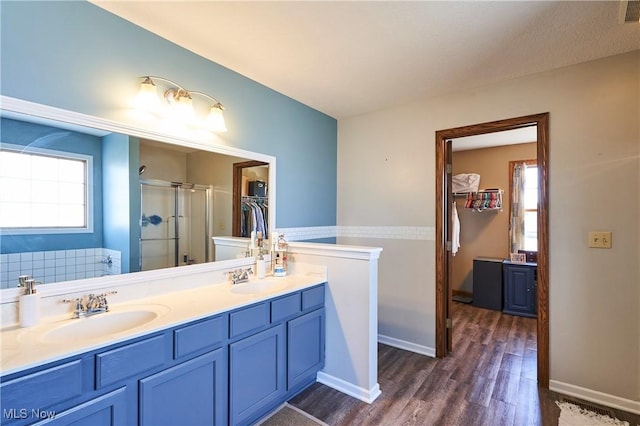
top-left (289, 302), bottom-right (640, 426)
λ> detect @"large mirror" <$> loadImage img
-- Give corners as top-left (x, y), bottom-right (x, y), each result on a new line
top-left (0, 102), bottom-right (274, 291)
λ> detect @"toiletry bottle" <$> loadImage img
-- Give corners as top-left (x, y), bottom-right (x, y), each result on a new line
top-left (275, 234), bottom-right (288, 276)
top-left (19, 278), bottom-right (40, 327)
top-left (256, 252), bottom-right (266, 279)
top-left (250, 231), bottom-right (256, 250)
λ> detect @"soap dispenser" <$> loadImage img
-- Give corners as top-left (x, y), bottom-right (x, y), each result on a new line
top-left (19, 278), bottom-right (40, 327)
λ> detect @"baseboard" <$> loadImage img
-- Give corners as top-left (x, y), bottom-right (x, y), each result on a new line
top-left (550, 380), bottom-right (640, 415)
top-left (452, 289), bottom-right (473, 298)
top-left (378, 334), bottom-right (436, 358)
top-left (316, 372), bottom-right (381, 404)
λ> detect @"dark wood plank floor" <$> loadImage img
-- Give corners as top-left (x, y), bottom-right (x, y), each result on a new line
top-left (289, 302), bottom-right (640, 426)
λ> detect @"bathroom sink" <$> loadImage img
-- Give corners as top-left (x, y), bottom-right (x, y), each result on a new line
top-left (21, 305), bottom-right (170, 344)
top-left (230, 279), bottom-right (288, 295)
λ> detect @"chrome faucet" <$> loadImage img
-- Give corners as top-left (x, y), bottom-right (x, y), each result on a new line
top-left (229, 268), bottom-right (253, 284)
top-left (63, 291), bottom-right (117, 319)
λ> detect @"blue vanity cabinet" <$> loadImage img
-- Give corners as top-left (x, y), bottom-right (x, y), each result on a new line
top-left (287, 308), bottom-right (325, 393)
top-left (0, 357), bottom-right (98, 426)
top-left (139, 314), bottom-right (228, 426)
top-left (229, 323), bottom-right (286, 426)
top-left (1, 283), bottom-right (326, 426)
top-left (95, 335), bottom-right (169, 389)
top-left (139, 348), bottom-right (227, 426)
top-left (503, 261), bottom-right (537, 318)
top-left (288, 284), bottom-right (325, 393)
top-left (229, 283), bottom-right (326, 426)
top-left (32, 387), bottom-right (128, 426)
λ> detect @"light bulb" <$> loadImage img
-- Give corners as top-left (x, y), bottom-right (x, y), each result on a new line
top-left (207, 104), bottom-right (227, 132)
top-left (174, 95), bottom-right (194, 123)
top-left (136, 77), bottom-right (160, 111)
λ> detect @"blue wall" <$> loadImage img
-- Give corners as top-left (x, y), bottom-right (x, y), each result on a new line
top-left (102, 133), bottom-right (140, 273)
top-left (0, 1), bottom-right (337, 230)
top-left (0, 118), bottom-right (104, 253)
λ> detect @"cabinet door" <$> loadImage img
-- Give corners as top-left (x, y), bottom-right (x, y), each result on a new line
top-left (229, 324), bottom-right (286, 426)
top-left (139, 348), bottom-right (227, 426)
top-left (33, 387), bottom-right (126, 426)
top-left (503, 265), bottom-right (536, 317)
top-left (288, 308), bottom-right (325, 392)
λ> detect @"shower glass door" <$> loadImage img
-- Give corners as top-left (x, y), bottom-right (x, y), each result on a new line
top-left (140, 180), bottom-right (211, 272)
top-left (140, 181), bottom-right (178, 271)
top-left (178, 185), bottom-right (210, 265)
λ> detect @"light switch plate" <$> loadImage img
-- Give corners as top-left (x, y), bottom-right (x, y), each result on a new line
top-left (588, 231), bottom-right (612, 249)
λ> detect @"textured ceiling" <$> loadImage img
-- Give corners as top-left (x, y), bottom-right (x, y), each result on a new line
top-left (92, 1), bottom-right (639, 119)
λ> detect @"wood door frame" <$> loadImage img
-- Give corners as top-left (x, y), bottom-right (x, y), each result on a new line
top-left (232, 160), bottom-right (269, 236)
top-left (435, 112), bottom-right (550, 387)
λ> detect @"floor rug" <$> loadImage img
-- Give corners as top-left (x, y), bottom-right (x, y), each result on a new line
top-left (256, 403), bottom-right (328, 426)
top-left (557, 401), bottom-right (630, 426)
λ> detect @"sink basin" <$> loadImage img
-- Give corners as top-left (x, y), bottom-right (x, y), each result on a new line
top-left (230, 279), bottom-right (288, 295)
top-left (21, 305), bottom-right (170, 344)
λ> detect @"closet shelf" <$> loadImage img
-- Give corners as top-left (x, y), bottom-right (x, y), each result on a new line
top-left (456, 189), bottom-right (503, 212)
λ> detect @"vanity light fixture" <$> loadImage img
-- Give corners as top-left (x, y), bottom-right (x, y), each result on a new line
top-left (137, 76), bottom-right (227, 132)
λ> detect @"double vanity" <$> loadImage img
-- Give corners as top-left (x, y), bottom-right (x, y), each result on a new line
top-left (1, 268), bottom-right (327, 426)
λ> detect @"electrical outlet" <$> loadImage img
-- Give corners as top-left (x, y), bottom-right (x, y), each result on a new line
top-left (588, 231), bottom-right (612, 249)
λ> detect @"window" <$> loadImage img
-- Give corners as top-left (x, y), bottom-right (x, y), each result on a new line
top-left (522, 165), bottom-right (538, 251)
top-left (509, 159), bottom-right (538, 253)
top-left (0, 144), bottom-right (92, 233)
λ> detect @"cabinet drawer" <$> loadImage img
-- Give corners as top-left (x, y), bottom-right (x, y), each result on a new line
top-left (229, 303), bottom-right (269, 339)
top-left (1, 360), bottom-right (84, 420)
top-left (302, 285), bottom-right (324, 311)
top-left (271, 293), bottom-right (301, 323)
top-left (96, 335), bottom-right (166, 388)
top-left (174, 315), bottom-right (227, 359)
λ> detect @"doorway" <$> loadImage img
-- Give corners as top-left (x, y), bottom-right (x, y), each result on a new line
top-left (435, 113), bottom-right (549, 387)
top-left (232, 160), bottom-right (269, 237)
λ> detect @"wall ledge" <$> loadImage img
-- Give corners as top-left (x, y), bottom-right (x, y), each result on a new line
top-left (550, 380), bottom-right (640, 415)
top-left (0, 257), bottom-right (255, 304)
top-left (289, 241), bottom-right (382, 260)
top-left (213, 236), bottom-right (383, 261)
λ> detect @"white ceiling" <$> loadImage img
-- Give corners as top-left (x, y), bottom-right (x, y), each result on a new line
top-left (452, 127), bottom-right (537, 152)
top-left (92, 1), bottom-right (639, 120)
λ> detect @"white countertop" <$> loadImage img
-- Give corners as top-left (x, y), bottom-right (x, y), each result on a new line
top-left (1, 272), bottom-right (326, 376)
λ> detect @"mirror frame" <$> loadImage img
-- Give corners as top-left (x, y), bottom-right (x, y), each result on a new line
top-left (0, 95), bottom-right (276, 301)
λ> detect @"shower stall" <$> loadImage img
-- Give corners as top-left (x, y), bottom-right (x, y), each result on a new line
top-left (139, 179), bottom-right (212, 271)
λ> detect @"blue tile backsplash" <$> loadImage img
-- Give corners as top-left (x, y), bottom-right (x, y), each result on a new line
top-left (0, 248), bottom-right (121, 289)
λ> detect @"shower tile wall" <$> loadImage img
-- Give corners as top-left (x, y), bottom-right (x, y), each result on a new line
top-left (0, 248), bottom-right (121, 289)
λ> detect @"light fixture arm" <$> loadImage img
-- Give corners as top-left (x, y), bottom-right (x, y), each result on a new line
top-left (143, 76), bottom-right (187, 93)
top-left (188, 91), bottom-right (224, 110)
top-left (137, 76), bottom-right (227, 132)
top-left (141, 76), bottom-right (224, 108)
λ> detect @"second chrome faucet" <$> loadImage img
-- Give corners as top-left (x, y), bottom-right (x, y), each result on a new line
top-left (229, 268), bottom-right (253, 285)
